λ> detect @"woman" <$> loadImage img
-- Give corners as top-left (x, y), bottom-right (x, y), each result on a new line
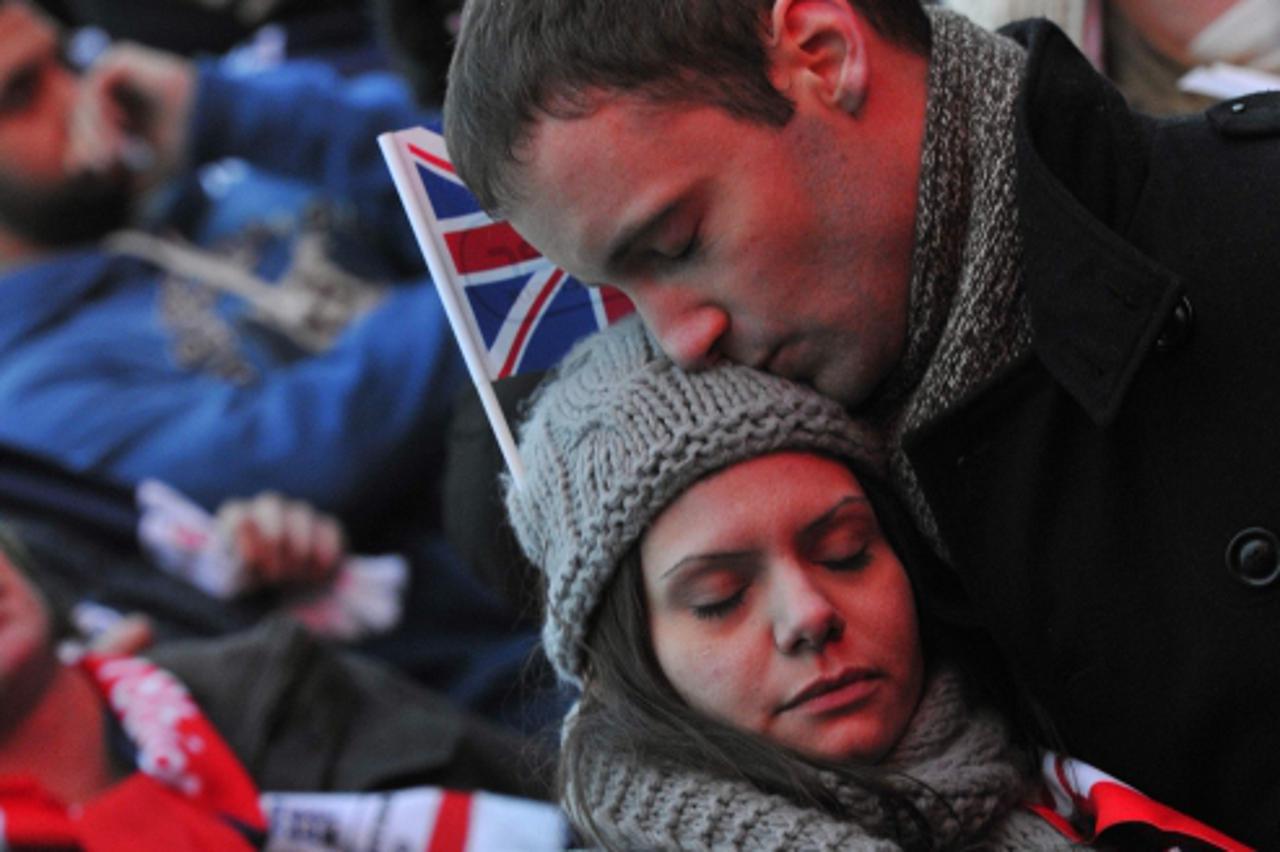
top-left (505, 317), bottom-right (1246, 851)
top-left (502, 317), bottom-right (1060, 850)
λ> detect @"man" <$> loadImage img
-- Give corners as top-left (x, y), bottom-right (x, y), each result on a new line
top-left (0, 2), bottom-right (569, 741)
top-left (0, 526), bottom-right (549, 850)
top-left (0, 1), bottom-right (464, 532)
top-left (442, 0), bottom-right (1280, 845)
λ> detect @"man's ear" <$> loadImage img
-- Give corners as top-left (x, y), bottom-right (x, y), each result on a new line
top-left (767, 0), bottom-right (869, 114)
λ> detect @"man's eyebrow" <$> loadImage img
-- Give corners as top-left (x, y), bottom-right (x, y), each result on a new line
top-left (602, 199), bottom-right (680, 277)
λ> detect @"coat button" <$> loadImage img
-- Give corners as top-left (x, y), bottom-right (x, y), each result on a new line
top-left (1226, 527), bottom-right (1280, 587)
top-left (1208, 91), bottom-right (1280, 137)
top-left (1155, 294), bottom-right (1194, 353)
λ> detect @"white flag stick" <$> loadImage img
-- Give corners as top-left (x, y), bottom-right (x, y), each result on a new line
top-left (378, 131), bottom-right (526, 489)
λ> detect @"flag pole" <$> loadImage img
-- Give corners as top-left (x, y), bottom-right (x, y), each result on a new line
top-left (378, 131), bottom-right (527, 489)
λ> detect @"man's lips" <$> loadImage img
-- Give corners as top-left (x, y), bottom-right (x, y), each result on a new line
top-left (762, 341), bottom-right (792, 376)
top-left (775, 668), bottom-right (883, 715)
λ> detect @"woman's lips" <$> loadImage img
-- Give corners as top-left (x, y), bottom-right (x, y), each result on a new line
top-left (776, 668), bottom-right (883, 716)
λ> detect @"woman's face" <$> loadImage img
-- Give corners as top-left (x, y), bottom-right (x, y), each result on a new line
top-left (640, 452), bottom-right (924, 764)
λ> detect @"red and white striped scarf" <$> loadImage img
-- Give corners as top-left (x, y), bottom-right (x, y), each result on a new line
top-left (0, 654), bottom-right (266, 851)
top-left (1031, 752), bottom-right (1251, 850)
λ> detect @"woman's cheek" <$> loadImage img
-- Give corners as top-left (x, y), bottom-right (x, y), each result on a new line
top-left (671, 636), bottom-right (758, 725)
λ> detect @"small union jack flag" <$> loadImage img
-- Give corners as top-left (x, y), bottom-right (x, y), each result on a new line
top-left (379, 125), bottom-right (633, 380)
top-left (378, 124), bottom-right (633, 485)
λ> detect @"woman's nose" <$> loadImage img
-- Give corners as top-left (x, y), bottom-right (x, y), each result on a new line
top-left (771, 564), bottom-right (845, 654)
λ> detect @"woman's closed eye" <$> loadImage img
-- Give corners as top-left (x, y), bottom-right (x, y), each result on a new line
top-left (805, 503), bottom-right (877, 573)
top-left (691, 585), bottom-right (746, 620)
top-left (820, 547), bottom-right (871, 573)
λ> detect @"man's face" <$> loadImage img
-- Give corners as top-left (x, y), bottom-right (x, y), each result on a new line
top-left (508, 91), bottom-right (921, 409)
top-left (0, 2), bottom-right (132, 246)
top-left (0, 547), bottom-right (56, 732)
top-left (0, 3), bottom-right (78, 189)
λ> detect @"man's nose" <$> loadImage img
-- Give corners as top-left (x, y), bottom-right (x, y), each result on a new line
top-left (635, 285), bottom-right (728, 370)
top-left (771, 563), bottom-right (844, 655)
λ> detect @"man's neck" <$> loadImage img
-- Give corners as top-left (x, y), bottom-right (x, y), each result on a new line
top-left (0, 662), bottom-right (119, 805)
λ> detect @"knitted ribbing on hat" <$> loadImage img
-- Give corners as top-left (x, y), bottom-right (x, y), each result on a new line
top-left (564, 667), bottom-right (1077, 851)
top-left (505, 316), bottom-right (882, 686)
top-left (868, 9), bottom-right (1032, 549)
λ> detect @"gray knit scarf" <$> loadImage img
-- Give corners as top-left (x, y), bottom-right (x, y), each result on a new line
top-left (869, 9), bottom-right (1033, 547)
top-left (566, 667), bottom-right (1073, 850)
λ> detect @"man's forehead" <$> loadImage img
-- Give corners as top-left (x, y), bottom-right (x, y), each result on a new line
top-left (513, 105), bottom-right (631, 274)
top-left (516, 95), bottom-right (708, 274)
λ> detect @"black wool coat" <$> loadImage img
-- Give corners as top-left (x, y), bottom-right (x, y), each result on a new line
top-left (905, 21), bottom-right (1280, 848)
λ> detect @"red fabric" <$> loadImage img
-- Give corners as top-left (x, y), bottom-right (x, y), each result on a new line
top-left (82, 655), bottom-right (264, 832)
top-left (1, 655), bottom-right (264, 850)
top-left (425, 790), bottom-right (473, 852)
top-left (1, 773), bottom-right (260, 852)
top-left (1027, 800), bottom-right (1084, 843)
top-left (0, 777), bottom-right (81, 847)
top-left (77, 775), bottom-right (257, 852)
top-left (1029, 752), bottom-right (1253, 851)
top-left (1089, 780), bottom-right (1251, 851)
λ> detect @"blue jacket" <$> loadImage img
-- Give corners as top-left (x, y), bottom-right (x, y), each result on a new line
top-left (0, 62), bottom-right (464, 520)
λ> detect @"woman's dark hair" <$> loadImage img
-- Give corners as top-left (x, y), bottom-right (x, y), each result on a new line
top-left (558, 459), bottom-right (1035, 850)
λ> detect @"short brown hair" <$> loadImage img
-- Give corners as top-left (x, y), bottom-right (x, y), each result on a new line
top-left (443, 0), bottom-right (929, 215)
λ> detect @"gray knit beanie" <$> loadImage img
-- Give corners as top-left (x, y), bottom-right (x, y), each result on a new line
top-left (506, 316), bottom-right (882, 686)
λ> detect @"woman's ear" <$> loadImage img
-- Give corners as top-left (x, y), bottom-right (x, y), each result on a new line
top-left (767, 0), bottom-right (869, 115)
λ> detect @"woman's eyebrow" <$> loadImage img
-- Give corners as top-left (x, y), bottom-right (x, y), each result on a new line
top-left (661, 549), bottom-right (754, 580)
top-left (800, 495), bottom-right (872, 538)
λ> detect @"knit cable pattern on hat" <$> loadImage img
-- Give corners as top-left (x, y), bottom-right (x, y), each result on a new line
top-left (506, 316), bottom-right (882, 685)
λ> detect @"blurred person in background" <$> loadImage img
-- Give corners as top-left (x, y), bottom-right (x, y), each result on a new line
top-left (0, 524), bottom-right (553, 851)
top-left (0, 0), bottom-right (563, 739)
top-left (944, 0), bottom-right (1280, 113)
top-left (0, 0), bottom-right (463, 538)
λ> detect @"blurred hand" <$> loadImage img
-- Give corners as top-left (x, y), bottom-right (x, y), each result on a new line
top-left (65, 42), bottom-right (195, 189)
top-left (216, 492), bottom-right (346, 590)
top-left (86, 613), bottom-right (154, 656)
